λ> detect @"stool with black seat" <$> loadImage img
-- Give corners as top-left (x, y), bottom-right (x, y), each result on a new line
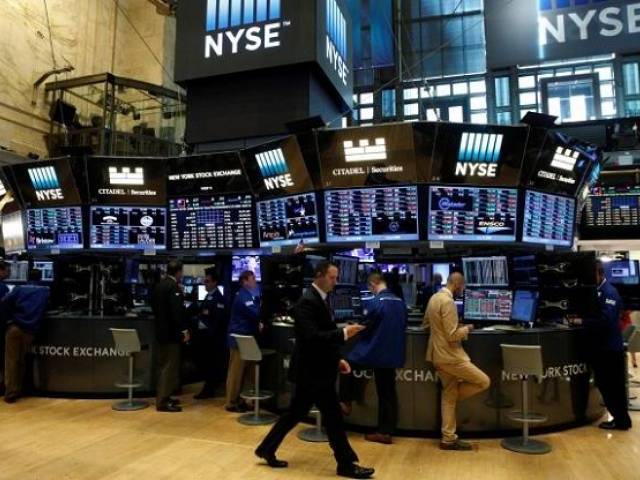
top-left (500, 344), bottom-right (551, 455)
top-left (231, 334), bottom-right (277, 425)
top-left (110, 328), bottom-right (149, 411)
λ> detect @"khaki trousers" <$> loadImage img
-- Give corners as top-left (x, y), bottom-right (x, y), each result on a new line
top-left (155, 343), bottom-right (180, 407)
top-left (5, 325), bottom-right (34, 399)
top-left (435, 361), bottom-right (490, 443)
top-left (225, 346), bottom-right (254, 408)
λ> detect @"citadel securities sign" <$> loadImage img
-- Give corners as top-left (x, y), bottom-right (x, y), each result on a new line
top-left (485, 0), bottom-right (640, 69)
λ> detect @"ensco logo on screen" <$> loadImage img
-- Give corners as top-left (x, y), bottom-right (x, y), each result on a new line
top-left (204, 0), bottom-right (289, 58)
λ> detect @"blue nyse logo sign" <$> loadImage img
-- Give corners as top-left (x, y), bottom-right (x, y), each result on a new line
top-left (325, 0), bottom-right (349, 86)
top-left (455, 132), bottom-right (503, 178)
top-left (204, 0), bottom-right (288, 57)
top-left (28, 166), bottom-right (64, 201)
top-left (256, 148), bottom-right (294, 190)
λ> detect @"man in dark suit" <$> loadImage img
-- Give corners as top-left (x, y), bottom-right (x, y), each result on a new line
top-left (255, 260), bottom-right (375, 479)
top-left (151, 260), bottom-right (189, 412)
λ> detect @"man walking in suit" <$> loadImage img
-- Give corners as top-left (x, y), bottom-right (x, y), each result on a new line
top-left (424, 272), bottom-right (490, 450)
top-left (151, 260), bottom-right (190, 412)
top-left (255, 260), bottom-right (375, 479)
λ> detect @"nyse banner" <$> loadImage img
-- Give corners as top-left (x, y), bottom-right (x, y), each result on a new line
top-left (11, 158), bottom-right (82, 208)
top-left (486, 0), bottom-right (640, 68)
top-left (317, 123), bottom-right (417, 188)
top-left (167, 153), bottom-right (250, 197)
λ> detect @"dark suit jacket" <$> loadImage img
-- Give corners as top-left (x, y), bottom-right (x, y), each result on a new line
top-left (291, 286), bottom-right (345, 386)
top-left (151, 277), bottom-right (184, 344)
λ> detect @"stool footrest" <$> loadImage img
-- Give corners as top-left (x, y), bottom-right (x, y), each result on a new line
top-left (115, 382), bottom-right (143, 389)
top-left (241, 390), bottom-right (273, 401)
top-left (508, 412), bottom-right (548, 424)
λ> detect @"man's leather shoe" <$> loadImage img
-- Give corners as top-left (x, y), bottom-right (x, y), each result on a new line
top-left (365, 433), bottom-right (392, 445)
top-left (439, 439), bottom-right (473, 451)
top-left (168, 398), bottom-right (181, 406)
top-left (599, 420), bottom-right (631, 431)
top-left (4, 395), bottom-right (17, 404)
top-left (255, 448), bottom-right (288, 468)
top-left (336, 464), bottom-right (375, 479)
top-left (156, 404), bottom-right (182, 413)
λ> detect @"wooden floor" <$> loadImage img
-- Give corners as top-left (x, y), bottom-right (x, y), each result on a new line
top-left (1, 381), bottom-right (638, 480)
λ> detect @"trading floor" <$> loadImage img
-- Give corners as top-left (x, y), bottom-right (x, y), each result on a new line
top-left (1, 382), bottom-right (637, 480)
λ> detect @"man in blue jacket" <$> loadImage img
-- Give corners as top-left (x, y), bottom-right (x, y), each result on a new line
top-left (3, 268), bottom-right (49, 403)
top-left (225, 270), bottom-right (262, 412)
top-left (343, 272), bottom-right (407, 444)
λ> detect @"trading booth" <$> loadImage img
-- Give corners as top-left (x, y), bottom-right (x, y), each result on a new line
top-left (0, 120), bottom-right (608, 434)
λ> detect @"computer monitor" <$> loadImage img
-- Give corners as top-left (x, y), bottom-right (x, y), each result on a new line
top-left (604, 260), bottom-right (640, 285)
top-left (464, 289), bottom-right (513, 322)
top-left (33, 261), bottom-right (54, 282)
top-left (231, 256), bottom-right (262, 282)
top-left (511, 290), bottom-right (539, 323)
top-left (462, 256), bottom-right (509, 287)
top-left (198, 285), bottom-right (207, 301)
top-left (432, 263), bottom-right (450, 282)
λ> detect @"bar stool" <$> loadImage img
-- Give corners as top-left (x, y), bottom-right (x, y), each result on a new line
top-left (500, 344), bottom-right (551, 455)
top-left (110, 328), bottom-right (149, 411)
top-left (231, 334), bottom-right (277, 425)
top-left (624, 328), bottom-right (640, 411)
top-left (297, 406), bottom-right (328, 442)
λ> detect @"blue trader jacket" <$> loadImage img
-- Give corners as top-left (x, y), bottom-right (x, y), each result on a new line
top-left (3, 282), bottom-right (50, 335)
top-left (586, 279), bottom-right (624, 352)
top-left (348, 289), bottom-right (407, 369)
top-left (228, 287), bottom-right (260, 348)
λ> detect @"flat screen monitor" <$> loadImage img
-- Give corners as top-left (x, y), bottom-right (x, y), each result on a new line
top-left (432, 263), bottom-right (450, 282)
top-left (231, 255), bottom-right (262, 282)
top-left (2, 211), bottom-right (25, 253)
top-left (169, 194), bottom-right (254, 249)
top-left (33, 261), bottom-right (54, 282)
top-left (26, 207), bottom-right (84, 250)
top-left (338, 248), bottom-right (375, 263)
top-left (604, 260), bottom-right (640, 285)
top-left (332, 255), bottom-right (359, 285)
top-left (464, 289), bottom-right (513, 322)
top-left (511, 290), bottom-right (539, 323)
top-left (428, 186), bottom-right (518, 242)
top-left (324, 186), bottom-right (419, 243)
top-left (90, 206), bottom-right (166, 250)
top-left (7, 261), bottom-right (28, 282)
top-left (256, 192), bottom-right (320, 247)
top-left (513, 255), bottom-right (539, 287)
top-left (581, 186), bottom-right (640, 240)
top-left (462, 256), bottom-right (509, 287)
top-left (522, 190), bottom-right (575, 247)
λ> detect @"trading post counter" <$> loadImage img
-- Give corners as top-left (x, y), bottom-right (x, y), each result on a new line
top-left (268, 323), bottom-right (604, 436)
top-left (31, 314), bottom-right (156, 396)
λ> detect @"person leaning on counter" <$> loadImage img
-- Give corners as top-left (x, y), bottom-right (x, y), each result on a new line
top-left (423, 272), bottom-right (490, 451)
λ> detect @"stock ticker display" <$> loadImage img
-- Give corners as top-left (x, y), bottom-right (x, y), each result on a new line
top-left (324, 186), bottom-right (419, 242)
top-left (27, 207), bottom-right (84, 250)
top-left (581, 186), bottom-right (640, 240)
top-left (90, 206), bottom-right (167, 250)
top-left (169, 195), bottom-right (254, 249)
top-left (522, 190), bottom-right (575, 247)
top-left (428, 186), bottom-right (518, 242)
top-left (464, 289), bottom-right (513, 322)
top-left (256, 193), bottom-right (320, 247)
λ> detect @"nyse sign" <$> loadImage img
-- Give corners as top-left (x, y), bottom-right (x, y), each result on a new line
top-left (325, 0), bottom-right (349, 85)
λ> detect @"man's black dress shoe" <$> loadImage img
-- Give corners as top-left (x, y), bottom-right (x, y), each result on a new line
top-left (599, 420), bottom-right (631, 431)
top-left (168, 398), bottom-right (181, 406)
top-left (156, 404), bottom-right (182, 413)
top-left (337, 464), bottom-right (375, 479)
top-left (255, 448), bottom-right (288, 468)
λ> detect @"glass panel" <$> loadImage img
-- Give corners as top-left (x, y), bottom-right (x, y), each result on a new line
top-left (453, 82), bottom-right (469, 95)
top-left (496, 111), bottom-right (512, 125)
top-left (470, 95), bottom-right (487, 110)
top-left (623, 63), bottom-right (640, 96)
top-left (420, 86), bottom-right (435, 98)
top-left (599, 83), bottom-right (614, 99)
top-left (519, 91), bottom-right (537, 106)
top-left (601, 99), bottom-right (616, 117)
top-left (518, 76), bottom-right (536, 89)
top-left (382, 89), bottom-right (396, 118)
top-left (360, 107), bottom-right (374, 120)
top-left (443, 47), bottom-right (464, 76)
top-left (404, 88), bottom-right (419, 100)
top-left (495, 77), bottom-right (510, 108)
top-left (359, 92), bottom-right (374, 105)
top-left (545, 77), bottom-right (597, 123)
top-left (594, 66), bottom-right (613, 81)
top-left (449, 105), bottom-right (464, 122)
top-left (469, 80), bottom-right (486, 93)
top-left (421, 0), bottom-right (441, 17)
top-left (436, 84), bottom-right (452, 97)
top-left (404, 103), bottom-right (419, 116)
top-left (425, 108), bottom-right (440, 121)
top-left (625, 100), bottom-right (640, 116)
top-left (471, 112), bottom-right (487, 124)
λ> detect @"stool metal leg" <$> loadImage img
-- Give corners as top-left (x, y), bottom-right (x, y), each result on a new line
top-left (238, 364), bottom-right (276, 425)
top-left (112, 355), bottom-right (148, 411)
top-left (297, 407), bottom-right (328, 442)
top-left (501, 377), bottom-right (551, 455)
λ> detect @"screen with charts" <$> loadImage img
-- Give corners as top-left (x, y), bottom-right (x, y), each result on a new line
top-left (26, 207), bottom-right (84, 250)
top-left (522, 190), bottom-right (575, 247)
top-left (90, 206), bottom-right (166, 250)
top-left (581, 186), bottom-right (640, 240)
top-left (33, 261), bottom-right (54, 282)
top-left (428, 186), bottom-right (518, 242)
top-left (256, 193), bottom-right (320, 247)
top-left (169, 195), bottom-right (254, 250)
top-left (464, 289), bottom-right (513, 322)
top-left (324, 186), bottom-right (418, 242)
top-left (604, 260), bottom-right (640, 285)
top-left (232, 256), bottom-right (262, 282)
top-left (462, 256), bottom-right (509, 287)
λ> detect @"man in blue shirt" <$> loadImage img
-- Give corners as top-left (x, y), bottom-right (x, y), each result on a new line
top-left (342, 272), bottom-right (407, 444)
top-left (225, 270), bottom-right (262, 412)
top-left (3, 268), bottom-right (49, 403)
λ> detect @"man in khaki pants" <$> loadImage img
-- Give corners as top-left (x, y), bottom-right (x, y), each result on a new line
top-left (423, 272), bottom-right (490, 450)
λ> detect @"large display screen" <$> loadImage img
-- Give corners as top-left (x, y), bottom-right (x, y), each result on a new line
top-left (12, 158), bottom-right (82, 208)
top-left (232, 256), bottom-right (262, 282)
top-left (324, 186), bottom-right (418, 242)
top-left (522, 190), bottom-right (575, 247)
top-left (428, 186), bottom-right (518, 242)
top-left (90, 206), bottom-right (167, 250)
top-left (462, 256), bottom-right (509, 287)
top-left (464, 289), bottom-right (513, 322)
top-left (1, 211), bottom-right (25, 253)
top-left (169, 195), bottom-right (254, 250)
top-left (167, 153), bottom-right (249, 197)
top-left (581, 186), bottom-right (640, 240)
top-left (26, 207), bottom-right (84, 250)
top-left (257, 192), bottom-right (320, 247)
top-left (604, 260), bottom-right (640, 286)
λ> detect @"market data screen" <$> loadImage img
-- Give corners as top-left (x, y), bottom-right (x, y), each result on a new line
top-left (257, 193), bottom-right (320, 247)
top-left (581, 186), bottom-right (640, 240)
top-left (324, 186), bottom-right (419, 243)
top-left (90, 206), bottom-right (166, 249)
top-left (169, 195), bottom-right (254, 249)
top-left (464, 289), bottom-right (513, 322)
top-left (428, 186), bottom-right (517, 242)
top-left (522, 190), bottom-right (575, 247)
top-left (27, 207), bottom-right (84, 250)
top-left (462, 256), bottom-right (509, 287)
